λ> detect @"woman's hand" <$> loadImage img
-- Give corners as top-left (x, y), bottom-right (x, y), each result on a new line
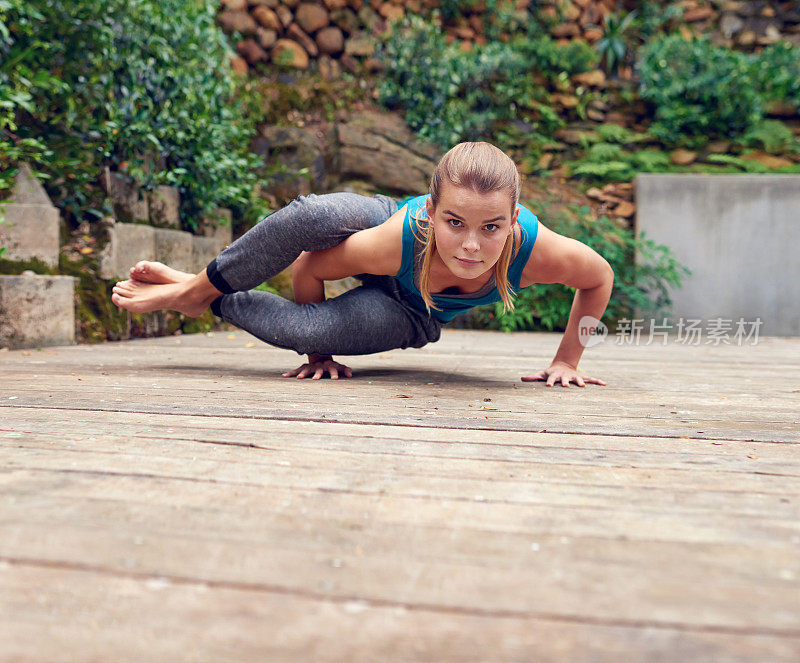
top-left (521, 361), bottom-right (606, 388)
top-left (282, 353), bottom-right (353, 380)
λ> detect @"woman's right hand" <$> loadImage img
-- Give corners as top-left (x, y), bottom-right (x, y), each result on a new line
top-left (281, 353), bottom-right (353, 380)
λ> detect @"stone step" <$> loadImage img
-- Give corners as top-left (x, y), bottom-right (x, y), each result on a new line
top-left (0, 273), bottom-right (77, 349)
top-left (98, 222), bottom-right (232, 281)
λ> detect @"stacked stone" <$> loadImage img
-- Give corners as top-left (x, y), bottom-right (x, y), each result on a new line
top-left (219, 0), bottom-right (539, 72)
top-left (585, 182), bottom-right (636, 220)
top-left (542, 0), bottom-right (800, 50)
top-left (219, 0), bottom-right (800, 76)
top-left (682, 0), bottom-right (800, 50)
top-left (98, 168), bottom-right (233, 281)
top-left (218, 0), bottom-right (411, 74)
top-left (543, 0), bottom-right (618, 45)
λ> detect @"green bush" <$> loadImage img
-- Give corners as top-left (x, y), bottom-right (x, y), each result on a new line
top-left (376, 12), bottom-right (598, 150)
top-left (752, 41), bottom-right (800, 110)
top-left (740, 120), bottom-right (797, 155)
top-left (0, 1), bottom-right (57, 194)
top-left (376, 13), bottom-right (529, 148)
top-left (1, 0), bottom-right (269, 229)
top-left (638, 35), bottom-right (763, 146)
top-left (475, 204), bottom-right (689, 332)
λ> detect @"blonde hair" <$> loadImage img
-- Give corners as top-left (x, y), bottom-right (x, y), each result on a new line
top-left (411, 142), bottom-right (521, 314)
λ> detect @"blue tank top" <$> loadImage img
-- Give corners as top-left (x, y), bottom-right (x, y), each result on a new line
top-left (393, 194), bottom-right (539, 322)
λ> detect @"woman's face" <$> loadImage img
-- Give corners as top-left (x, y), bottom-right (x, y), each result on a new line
top-left (426, 183), bottom-right (518, 280)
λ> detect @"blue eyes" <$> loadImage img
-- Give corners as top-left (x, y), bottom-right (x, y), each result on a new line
top-left (447, 219), bottom-right (499, 232)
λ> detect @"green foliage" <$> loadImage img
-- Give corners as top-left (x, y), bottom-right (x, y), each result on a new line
top-left (705, 154), bottom-right (769, 173)
top-left (629, 1), bottom-right (683, 43)
top-left (740, 120), bottom-right (797, 155)
top-left (0, 1), bottom-right (57, 194)
top-left (597, 123), bottom-right (633, 143)
top-left (751, 41), bottom-right (800, 110)
top-left (514, 34), bottom-right (599, 79)
top-left (475, 205), bottom-right (689, 332)
top-left (1, 0), bottom-right (269, 229)
top-left (595, 10), bottom-right (638, 76)
top-left (376, 12), bottom-right (529, 148)
top-left (569, 159), bottom-right (636, 182)
top-left (568, 145), bottom-right (670, 185)
top-left (376, 12), bottom-right (598, 150)
top-left (437, 0), bottom-right (525, 41)
top-left (587, 142), bottom-right (626, 162)
top-left (639, 35), bottom-right (763, 147)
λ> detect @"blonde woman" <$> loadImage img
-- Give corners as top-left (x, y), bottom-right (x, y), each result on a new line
top-left (111, 142), bottom-right (612, 387)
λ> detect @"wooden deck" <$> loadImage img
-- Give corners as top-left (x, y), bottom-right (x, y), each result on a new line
top-left (1, 329), bottom-right (799, 662)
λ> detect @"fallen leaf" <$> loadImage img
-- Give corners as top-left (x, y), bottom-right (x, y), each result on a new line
top-left (396, 394), bottom-right (413, 398)
top-left (245, 342), bottom-right (255, 348)
top-left (747, 455), bottom-right (758, 459)
top-left (425, 382), bottom-right (439, 385)
top-left (226, 334), bottom-right (236, 339)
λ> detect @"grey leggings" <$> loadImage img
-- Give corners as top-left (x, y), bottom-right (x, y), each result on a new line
top-left (206, 192), bottom-right (441, 356)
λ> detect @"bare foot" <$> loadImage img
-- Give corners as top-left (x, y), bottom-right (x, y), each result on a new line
top-left (129, 260), bottom-right (193, 285)
top-left (112, 268), bottom-right (222, 317)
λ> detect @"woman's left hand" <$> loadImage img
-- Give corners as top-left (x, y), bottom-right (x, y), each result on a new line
top-left (521, 361), bottom-right (606, 387)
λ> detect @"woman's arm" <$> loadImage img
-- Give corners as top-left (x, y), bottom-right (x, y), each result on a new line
top-left (519, 223), bottom-right (614, 387)
top-left (292, 209), bottom-right (404, 305)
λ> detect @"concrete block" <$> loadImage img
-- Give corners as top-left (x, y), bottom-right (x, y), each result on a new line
top-left (0, 273), bottom-right (76, 349)
top-left (100, 168), bottom-right (149, 223)
top-left (191, 236), bottom-right (221, 275)
top-left (198, 207), bottom-right (233, 249)
top-left (155, 228), bottom-right (194, 274)
top-left (98, 223), bottom-right (156, 281)
top-left (0, 203), bottom-right (61, 268)
top-left (635, 174), bottom-right (800, 336)
top-left (9, 163), bottom-right (52, 205)
top-left (147, 185), bottom-right (181, 229)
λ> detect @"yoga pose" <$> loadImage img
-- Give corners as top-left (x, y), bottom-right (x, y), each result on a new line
top-left (111, 142), bottom-right (613, 386)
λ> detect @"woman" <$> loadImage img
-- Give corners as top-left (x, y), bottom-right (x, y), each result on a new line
top-left (111, 142), bottom-right (613, 387)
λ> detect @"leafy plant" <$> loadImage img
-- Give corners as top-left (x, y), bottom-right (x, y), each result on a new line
top-left (376, 12), bottom-right (599, 151)
top-left (1, 0), bottom-right (270, 230)
top-left (740, 120), bottom-right (797, 155)
top-left (475, 204), bottom-right (690, 332)
top-left (638, 35), bottom-right (763, 147)
top-left (595, 10), bottom-right (638, 76)
top-left (376, 12), bottom-right (529, 149)
top-left (751, 41), bottom-right (800, 111)
top-left (629, 1), bottom-right (683, 43)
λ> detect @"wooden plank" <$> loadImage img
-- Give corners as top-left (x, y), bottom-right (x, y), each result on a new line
top-left (2, 494), bottom-right (799, 632)
top-left (5, 425), bottom-right (800, 478)
top-left (2, 565), bottom-right (798, 663)
top-left (3, 464), bottom-right (798, 543)
top-left (4, 436), bottom-right (799, 496)
top-left (4, 407), bottom-right (797, 456)
top-left (1, 329), bottom-right (798, 661)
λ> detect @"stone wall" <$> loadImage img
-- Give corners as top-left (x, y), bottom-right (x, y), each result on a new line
top-left (220, 0), bottom-right (800, 76)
